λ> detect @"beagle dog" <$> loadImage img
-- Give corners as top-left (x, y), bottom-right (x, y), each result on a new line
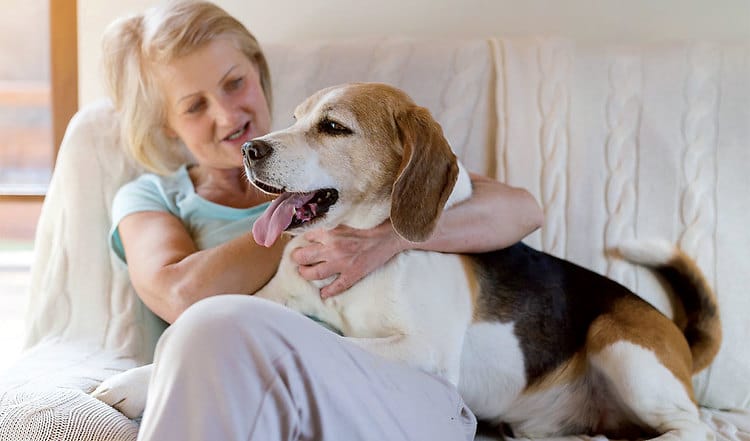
top-left (94, 83), bottom-right (721, 441)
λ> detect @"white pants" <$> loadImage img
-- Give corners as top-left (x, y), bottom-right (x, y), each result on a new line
top-left (138, 295), bottom-right (477, 441)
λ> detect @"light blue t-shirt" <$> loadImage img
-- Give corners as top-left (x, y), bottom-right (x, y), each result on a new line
top-left (110, 164), bottom-right (269, 263)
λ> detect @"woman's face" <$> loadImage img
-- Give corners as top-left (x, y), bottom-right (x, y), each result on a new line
top-left (159, 38), bottom-right (271, 169)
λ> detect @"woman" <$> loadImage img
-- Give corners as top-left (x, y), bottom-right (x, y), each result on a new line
top-left (102, 1), bottom-right (543, 440)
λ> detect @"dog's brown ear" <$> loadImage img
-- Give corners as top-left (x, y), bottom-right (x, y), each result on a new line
top-left (392, 105), bottom-right (459, 242)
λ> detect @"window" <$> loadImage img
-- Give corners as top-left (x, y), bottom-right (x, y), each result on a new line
top-left (0, 0), bottom-right (77, 371)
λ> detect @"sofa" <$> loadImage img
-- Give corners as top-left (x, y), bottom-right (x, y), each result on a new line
top-left (1, 37), bottom-right (749, 440)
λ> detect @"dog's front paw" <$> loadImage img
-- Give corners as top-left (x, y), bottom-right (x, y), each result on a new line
top-left (91, 363), bottom-right (153, 419)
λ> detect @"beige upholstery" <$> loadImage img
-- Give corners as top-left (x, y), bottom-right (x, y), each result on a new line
top-left (1, 37), bottom-right (749, 440)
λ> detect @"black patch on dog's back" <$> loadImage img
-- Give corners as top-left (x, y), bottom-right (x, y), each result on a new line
top-left (467, 242), bottom-right (652, 385)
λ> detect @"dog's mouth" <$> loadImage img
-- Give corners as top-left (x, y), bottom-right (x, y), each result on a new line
top-left (251, 180), bottom-right (339, 247)
top-left (252, 179), bottom-right (284, 194)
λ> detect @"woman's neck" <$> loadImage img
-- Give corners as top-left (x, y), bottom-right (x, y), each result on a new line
top-left (189, 164), bottom-right (271, 208)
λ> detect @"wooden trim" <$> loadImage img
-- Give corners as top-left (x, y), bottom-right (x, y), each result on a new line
top-left (0, 194), bottom-right (45, 202)
top-left (50, 0), bottom-right (78, 164)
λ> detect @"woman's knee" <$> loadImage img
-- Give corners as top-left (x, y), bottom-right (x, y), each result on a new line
top-left (157, 295), bottom-right (306, 357)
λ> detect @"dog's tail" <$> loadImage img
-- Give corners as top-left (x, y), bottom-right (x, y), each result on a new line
top-left (615, 239), bottom-right (721, 374)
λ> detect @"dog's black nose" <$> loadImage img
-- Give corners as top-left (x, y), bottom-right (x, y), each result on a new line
top-left (242, 140), bottom-right (272, 161)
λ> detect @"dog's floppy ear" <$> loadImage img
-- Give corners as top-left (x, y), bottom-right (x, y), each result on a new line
top-left (392, 105), bottom-right (459, 242)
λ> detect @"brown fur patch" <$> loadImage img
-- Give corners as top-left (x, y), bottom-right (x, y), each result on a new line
top-left (523, 352), bottom-right (587, 394)
top-left (664, 250), bottom-right (722, 373)
top-left (587, 297), bottom-right (695, 400)
top-left (391, 104), bottom-right (458, 242)
top-left (459, 255), bottom-right (482, 323)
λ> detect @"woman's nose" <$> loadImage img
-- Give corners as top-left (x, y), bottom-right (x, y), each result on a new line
top-left (213, 98), bottom-right (240, 127)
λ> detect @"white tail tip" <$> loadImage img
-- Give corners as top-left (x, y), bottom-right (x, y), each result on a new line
top-left (613, 238), bottom-right (677, 267)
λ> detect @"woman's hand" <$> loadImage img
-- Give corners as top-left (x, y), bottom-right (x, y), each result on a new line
top-left (290, 221), bottom-right (406, 298)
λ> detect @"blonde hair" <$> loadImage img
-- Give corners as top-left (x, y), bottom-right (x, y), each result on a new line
top-left (101, 0), bottom-right (272, 175)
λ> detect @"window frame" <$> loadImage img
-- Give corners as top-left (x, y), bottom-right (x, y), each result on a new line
top-left (0, 0), bottom-right (78, 201)
top-left (50, 0), bottom-right (78, 167)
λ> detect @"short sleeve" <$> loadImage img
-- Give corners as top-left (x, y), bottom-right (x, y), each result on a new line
top-left (109, 175), bottom-right (175, 263)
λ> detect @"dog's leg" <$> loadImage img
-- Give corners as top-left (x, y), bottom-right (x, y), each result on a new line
top-left (589, 341), bottom-right (713, 441)
top-left (343, 335), bottom-right (462, 385)
top-left (91, 363), bottom-right (154, 419)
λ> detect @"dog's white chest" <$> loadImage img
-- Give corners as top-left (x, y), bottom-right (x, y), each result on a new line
top-left (254, 237), bottom-right (474, 353)
top-left (253, 237), bottom-right (421, 337)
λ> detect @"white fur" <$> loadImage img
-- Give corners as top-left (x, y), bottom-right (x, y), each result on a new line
top-left (258, 234), bottom-right (474, 384)
top-left (616, 238), bottom-right (677, 267)
top-left (445, 161), bottom-right (473, 209)
top-left (250, 130), bottom-right (338, 193)
top-left (589, 341), bottom-right (711, 441)
top-left (458, 321), bottom-right (527, 418)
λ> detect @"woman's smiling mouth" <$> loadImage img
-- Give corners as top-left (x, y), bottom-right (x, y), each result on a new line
top-left (224, 121), bottom-right (250, 141)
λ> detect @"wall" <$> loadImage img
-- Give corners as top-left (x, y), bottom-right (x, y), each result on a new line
top-left (78, 0), bottom-right (750, 106)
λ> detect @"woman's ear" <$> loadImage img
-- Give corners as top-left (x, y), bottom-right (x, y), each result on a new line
top-left (163, 126), bottom-right (178, 139)
top-left (391, 105), bottom-right (458, 242)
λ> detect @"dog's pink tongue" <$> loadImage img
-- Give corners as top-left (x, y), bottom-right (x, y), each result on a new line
top-left (253, 192), bottom-right (315, 247)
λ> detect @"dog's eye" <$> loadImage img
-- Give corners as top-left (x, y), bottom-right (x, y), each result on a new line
top-left (318, 119), bottom-right (352, 136)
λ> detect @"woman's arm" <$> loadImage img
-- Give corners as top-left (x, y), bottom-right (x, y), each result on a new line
top-left (118, 211), bottom-right (287, 323)
top-left (408, 173), bottom-right (543, 253)
top-left (291, 173), bottom-right (543, 297)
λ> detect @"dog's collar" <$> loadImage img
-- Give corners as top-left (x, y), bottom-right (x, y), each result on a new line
top-left (304, 314), bottom-right (343, 336)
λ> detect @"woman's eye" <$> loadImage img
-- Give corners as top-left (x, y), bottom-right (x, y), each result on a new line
top-left (187, 99), bottom-right (206, 114)
top-left (318, 119), bottom-right (352, 135)
top-left (227, 77), bottom-right (244, 91)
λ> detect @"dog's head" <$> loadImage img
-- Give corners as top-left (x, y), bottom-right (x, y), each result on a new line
top-left (243, 82), bottom-right (460, 247)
